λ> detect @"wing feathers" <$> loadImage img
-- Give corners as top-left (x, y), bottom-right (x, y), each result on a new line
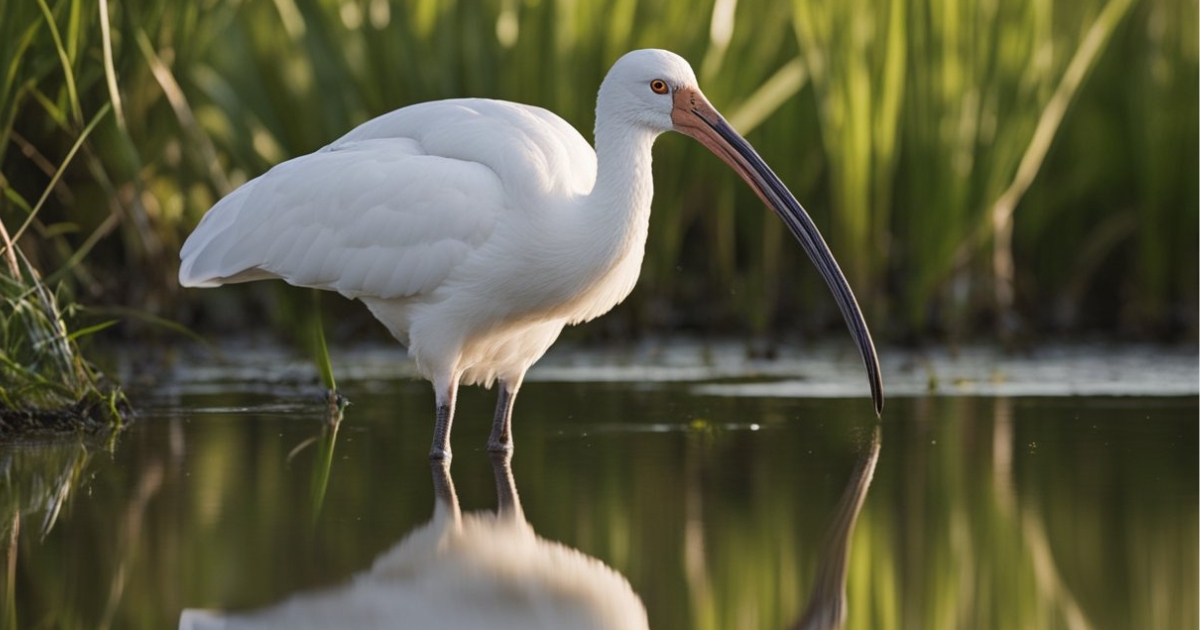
top-left (180, 98), bottom-right (598, 302)
top-left (179, 139), bottom-right (503, 300)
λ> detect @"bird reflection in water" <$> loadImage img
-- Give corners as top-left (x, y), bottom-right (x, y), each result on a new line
top-left (179, 452), bottom-right (648, 630)
top-left (792, 424), bottom-right (882, 630)
top-left (181, 423), bottom-right (880, 630)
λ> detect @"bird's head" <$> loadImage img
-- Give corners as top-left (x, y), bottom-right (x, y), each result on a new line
top-left (595, 49), bottom-right (747, 148)
top-left (596, 49), bottom-right (698, 133)
top-left (598, 49), bottom-right (885, 416)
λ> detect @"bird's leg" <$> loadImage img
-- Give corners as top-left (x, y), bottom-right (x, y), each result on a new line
top-left (430, 378), bottom-right (459, 460)
top-left (487, 380), bottom-right (520, 453)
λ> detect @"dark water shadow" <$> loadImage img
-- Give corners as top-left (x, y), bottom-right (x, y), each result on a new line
top-left (179, 452), bottom-right (650, 629)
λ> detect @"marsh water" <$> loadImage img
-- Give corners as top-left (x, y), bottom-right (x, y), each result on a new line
top-left (3, 342), bottom-right (1197, 629)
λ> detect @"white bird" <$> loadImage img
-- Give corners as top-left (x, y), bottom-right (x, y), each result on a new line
top-left (179, 49), bottom-right (883, 459)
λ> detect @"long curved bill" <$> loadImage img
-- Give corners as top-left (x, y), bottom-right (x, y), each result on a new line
top-left (672, 86), bottom-right (884, 416)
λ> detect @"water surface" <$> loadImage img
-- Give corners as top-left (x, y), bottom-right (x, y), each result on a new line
top-left (3, 344), bottom-right (1197, 629)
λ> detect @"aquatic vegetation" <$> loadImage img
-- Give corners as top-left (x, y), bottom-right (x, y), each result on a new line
top-left (0, 0), bottom-right (131, 430)
top-left (0, 226), bottom-right (126, 432)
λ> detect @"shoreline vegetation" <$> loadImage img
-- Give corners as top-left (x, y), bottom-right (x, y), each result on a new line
top-left (0, 0), bottom-right (1195, 427)
top-left (1, 216), bottom-right (127, 435)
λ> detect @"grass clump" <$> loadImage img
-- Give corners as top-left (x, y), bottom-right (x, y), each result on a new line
top-left (0, 0), bottom-right (129, 435)
top-left (0, 219), bottom-right (126, 435)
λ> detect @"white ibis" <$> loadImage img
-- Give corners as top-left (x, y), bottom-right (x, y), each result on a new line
top-left (179, 49), bottom-right (883, 459)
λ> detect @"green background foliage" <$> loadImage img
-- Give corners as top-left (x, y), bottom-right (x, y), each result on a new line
top-left (1, 0), bottom-right (1196, 343)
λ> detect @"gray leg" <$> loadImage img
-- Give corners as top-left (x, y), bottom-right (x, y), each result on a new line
top-left (430, 381), bottom-right (458, 460)
top-left (487, 380), bottom-right (519, 453)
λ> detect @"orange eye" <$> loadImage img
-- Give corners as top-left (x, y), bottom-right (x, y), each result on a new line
top-left (650, 79), bottom-right (669, 94)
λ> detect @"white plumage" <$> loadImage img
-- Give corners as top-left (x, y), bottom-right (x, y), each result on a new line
top-left (180, 99), bottom-right (593, 306)
top-left (180, 49), bottom-right (883, 459)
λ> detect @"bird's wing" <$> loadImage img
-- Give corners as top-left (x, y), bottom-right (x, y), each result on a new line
top-left (333, 99), bottom-right (596, 200)
top-left (179, 137), bottom-right (504, 299)
top-left (180, 99), bottom-right (596, 300)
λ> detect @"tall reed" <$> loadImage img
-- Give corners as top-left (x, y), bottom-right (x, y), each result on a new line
top-left (1, 0), bottom-right (1195, 343)
top-left (878, 0), bottom-right (1139, 336)
top-left (792, 0), bottom-right (906, 308)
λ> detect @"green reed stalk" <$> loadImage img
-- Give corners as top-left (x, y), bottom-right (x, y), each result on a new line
top-left (309, 289), bottom-right (337, 395)
top-left (2, 0), bottom-right (1194, 344)
top-left (792, 0), bottom-right (906, 309)
top-left (1126, 0), bottom-right (1198, 332)
top-left (894, 0), bottom-right (1141, 335)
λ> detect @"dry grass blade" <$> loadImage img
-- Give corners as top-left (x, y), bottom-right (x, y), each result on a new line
top-left (97, 0), bottom-right (126, 131)
top-left (0, 209), bottom-right (17, 277)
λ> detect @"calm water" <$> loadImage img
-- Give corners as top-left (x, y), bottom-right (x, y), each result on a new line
top-left (2, 345), bottom-right (1197, 629)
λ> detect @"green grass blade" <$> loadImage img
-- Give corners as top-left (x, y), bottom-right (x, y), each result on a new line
top-left (309, 420), bottom-right (340, 525)
top-left (3, 102), bottom-right (110, 253)
top-left (726, 56), bottom-right (808, 134)
top-left (981, 0), bottom-right (1138, 241)
top-left (34, 0), bottom-right (81, 125)
top-left (84, 306), bottom-right (214, 349)
top-left (309, 290), bottom-right (336, 393)
top-left (64, 320), bottom-right (117, 343)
